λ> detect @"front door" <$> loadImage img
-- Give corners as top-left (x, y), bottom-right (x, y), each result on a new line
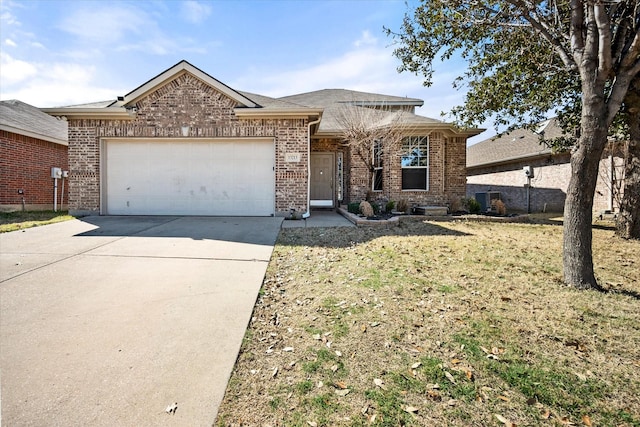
top-left (310, 153), bottom-right (334, 207)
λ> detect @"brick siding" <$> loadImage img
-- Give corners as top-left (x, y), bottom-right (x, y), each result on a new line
top-left (0, 130), bottom-right (69, 211)
top-left (467, 150), bottom-right (624, 213)
top-left (67, 74), bottom-right (309, 215)
top-left (340, 132), bottom-right (468, 208)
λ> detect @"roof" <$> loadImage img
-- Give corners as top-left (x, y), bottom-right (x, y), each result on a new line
top-left (0, 99), bottom-right (68, 145)
top-left (43, 60), bottom-right (321, 120)
top-left (279, 89), bottom-right (424, 108)
top-left (467, 119), bottom-right (565, 168)
top-left (38, 61), bottom-right (479, 136)
top-left (279, 89), bottom-right (483, 137)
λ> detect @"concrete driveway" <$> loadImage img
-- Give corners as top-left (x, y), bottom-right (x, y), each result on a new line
top-left (0, 216), bottom-right (282, 426)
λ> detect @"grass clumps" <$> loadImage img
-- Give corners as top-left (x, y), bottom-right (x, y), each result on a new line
top-left (216, 218), bottom-right (640, 426)
top-left (0, 210), bottom-right (75, 233)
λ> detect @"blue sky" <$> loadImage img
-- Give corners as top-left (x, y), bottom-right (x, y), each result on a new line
top-left (0, 0), bottom-right (491, 142)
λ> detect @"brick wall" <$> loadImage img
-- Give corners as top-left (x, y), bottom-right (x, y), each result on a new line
top-left (66, 74), bottom-right (309, 215)
top-left (467, 151), bottom-right (623, 213)
top-left (343, 132), bottom-right (468, 208)
top-left (0, 130), bottom-right (69, 211)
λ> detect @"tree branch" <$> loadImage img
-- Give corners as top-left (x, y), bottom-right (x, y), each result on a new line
top-left (506, 0), bottom-right (577, 69)
top-left (594, 2), bottom-right (613, 77)
top-left (570, 0), bottom-right (586, 64)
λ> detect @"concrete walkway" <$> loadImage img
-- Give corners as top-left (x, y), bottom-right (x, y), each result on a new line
top-left (280, 209), bottom-right (354, 228)
top-left (0, 216), bottom-right (282, 426)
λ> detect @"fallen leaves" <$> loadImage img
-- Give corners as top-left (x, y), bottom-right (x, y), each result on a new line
top-left (373, 378), bottom-right (386, 390)
top-left (495, 413), bottom-right (516, 427)
top-left (165, 402), bottom-right (178, 415)
top-left (403, 405), bottom-right (419, 414)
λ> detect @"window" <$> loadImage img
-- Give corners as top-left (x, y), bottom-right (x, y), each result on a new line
top-left (372, 139), bottom-right (383, 191)
top-left (337, 152), bottom-right (344, 201)
top-left (401, 136), bottom-right (429, 190)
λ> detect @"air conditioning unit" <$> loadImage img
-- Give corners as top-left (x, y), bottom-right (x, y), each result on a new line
top-left (475, 191), bottom-right (501, 212)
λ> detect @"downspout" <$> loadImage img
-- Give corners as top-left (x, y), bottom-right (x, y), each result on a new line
top-left (304, 115), bottom-right (322, 219)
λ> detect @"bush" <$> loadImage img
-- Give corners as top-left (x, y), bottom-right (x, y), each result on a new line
top-left (449, 197), bottom-right (463, 213)
top-left (386, 200), bottom-right (395, 212)
top-left (397, 199), bottom-right (409, 213)
top-left (467, 198), bottom-right (481, 214)
top-left (491, 199), bottom-right (507, 215)
top-left (371, 202), bottom-right (381, 215)
top-left (347, 202), bottom-right (361, 214)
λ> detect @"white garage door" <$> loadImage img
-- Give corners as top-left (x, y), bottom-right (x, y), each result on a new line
top-left (104, 139), bottom-right (275, 216)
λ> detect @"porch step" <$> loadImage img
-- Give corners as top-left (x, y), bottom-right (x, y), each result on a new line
top-left (412, 206), bottom-right (448, 216)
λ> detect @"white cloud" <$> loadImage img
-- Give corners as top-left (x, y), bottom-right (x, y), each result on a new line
top-left (4, 38), bottom-right (16, 47)
top-left (181, 1), bottom-right (212, 24)
top-left (354, 30), bottom-right (377, 47)
top-left (0, 52), bottom-right (37, 85)
top-left (58, 5), bottom-right (144, 44)
top-left (0, 54), bottom-right (121, 107)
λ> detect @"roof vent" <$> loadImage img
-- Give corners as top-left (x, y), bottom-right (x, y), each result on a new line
top-left (117, 96), bottom-right (125, 101)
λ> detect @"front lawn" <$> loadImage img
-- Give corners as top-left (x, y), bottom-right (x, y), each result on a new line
top-left (216, 218), bottom-right (639, 427)
top-left (0, 210), bottom-right (75, 233)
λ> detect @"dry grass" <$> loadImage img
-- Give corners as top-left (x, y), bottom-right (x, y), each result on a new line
top-left (0, 210), bottom-right (75, 233)
top-left (216, 218), bottom-right (640, 427)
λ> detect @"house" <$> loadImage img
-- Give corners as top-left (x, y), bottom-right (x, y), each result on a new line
top-left (0, 100), bottom-right (69, 212)
top-left (42, 60), bottom-right (482, 217)
top-left (466, 118), bottom-right (624, 214)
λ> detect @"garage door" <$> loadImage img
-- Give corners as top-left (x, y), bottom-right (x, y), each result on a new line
top-left (104, 139), bottom-right (275, 216)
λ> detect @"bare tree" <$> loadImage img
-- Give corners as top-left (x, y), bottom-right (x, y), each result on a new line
top-left (334, 103), bottom-right (409, 199)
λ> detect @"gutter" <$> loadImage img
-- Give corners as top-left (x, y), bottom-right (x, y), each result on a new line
top-left (41, 107), bottom-right (136, 120)
top-left (466, 150), bottom-right (564, 171)
top-left (304, 114), bottom-right (323, 219)
top-left (234, 107), bottom-right (323, 118)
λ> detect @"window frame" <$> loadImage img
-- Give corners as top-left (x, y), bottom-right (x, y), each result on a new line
top-left (401, 136), bottom-right (429, 191)
top-left (372, 139), bottom-right (383, 192)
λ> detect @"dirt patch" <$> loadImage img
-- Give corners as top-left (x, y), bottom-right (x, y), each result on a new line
top-left (216, 218), bottom-right (639, 426)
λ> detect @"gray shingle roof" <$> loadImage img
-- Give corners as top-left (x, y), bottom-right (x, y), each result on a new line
top-left (279, 89), bottom-right (444, 134)
top-left (279, 89), bottom-right (424, 108)
top-left (237, 91), bottom-right (309, 109)
top-left (0, 99), bottom-right (68, 144)
top-left (467, 119), bottom-right (565, 168)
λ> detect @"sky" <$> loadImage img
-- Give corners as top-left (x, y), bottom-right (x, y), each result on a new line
top-left (0, 0), bottom-right (493, 143)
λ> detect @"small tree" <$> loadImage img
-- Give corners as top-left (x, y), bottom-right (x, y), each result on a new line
top-left (334, 103), bottom-right (409, 200)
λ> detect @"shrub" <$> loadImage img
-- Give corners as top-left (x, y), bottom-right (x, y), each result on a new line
top-left (386, 200), bottom-right (395, 212)
top-left (491, 199), bottom-right (507, 215)
top-left (347, 202), bottom-right (361, 215)
top-left (397, 199), bottom-right (409, 213)
top-left (467, 198), bottom-right (481, 214)
top-left (359, 201), bottom-right (374, 217)
top-left (449, 197), bottom-right (463, 213)
top-left (371, 202), bottom-right (381, 215)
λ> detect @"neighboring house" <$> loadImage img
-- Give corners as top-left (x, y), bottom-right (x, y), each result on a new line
top-left (42, 60), bottom-right (481, 217)
top-left (467, 118), bottom-right (624, 214)
top-left (0, 100), bottom-right (69, 212)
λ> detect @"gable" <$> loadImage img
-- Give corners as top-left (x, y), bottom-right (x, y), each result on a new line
top-left (114, 60), bottom-right (258, 109)
top-left (132, 72), bottom-right (239, 126)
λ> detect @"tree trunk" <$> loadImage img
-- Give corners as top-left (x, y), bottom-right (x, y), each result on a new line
top-left (616, 79), bottom-right (640, 239)
top-left (563, 88), bottom-right (609, 290)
